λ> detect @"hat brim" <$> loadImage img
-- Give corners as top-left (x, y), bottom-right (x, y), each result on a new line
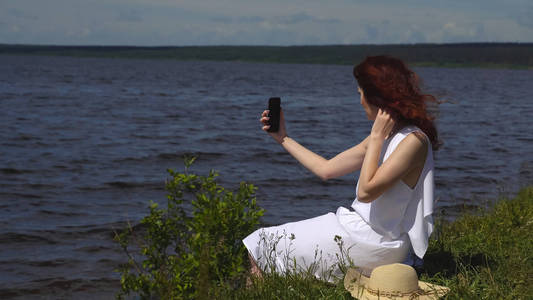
top-left (344, 268), bottom-right (370, 299)
top-left (344, 268), bottom-right (450, 300)
top-left (418, 281), bottom-right (450, 298)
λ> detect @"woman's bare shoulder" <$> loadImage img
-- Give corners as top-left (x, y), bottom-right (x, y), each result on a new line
top-left (410, 130), bottom-right (429, 147)
top-left (394, 130), bottom-right (428, 163)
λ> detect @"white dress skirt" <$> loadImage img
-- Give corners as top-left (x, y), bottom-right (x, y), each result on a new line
top-left (242, 207), bottom-right (410, 281)
top-left (243, 126), bottom-right (435, 281)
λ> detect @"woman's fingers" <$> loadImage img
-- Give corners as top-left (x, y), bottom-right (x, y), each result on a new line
top-left (260, 109), bottom-right (271, 131)
top-left (377, 108), bottom-right (392, 122)
top-left (378, 108), bottom-right (390, 118)
top-left (260, 116), bottom-right (270, 123)
top-left (260, 109), bottom-right (270, 126)
top-left (261, 110), bottom-right (270, 120)
top-left (371, 108), bottom-right (395, 139)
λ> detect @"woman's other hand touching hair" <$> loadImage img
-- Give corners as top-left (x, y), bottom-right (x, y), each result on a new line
top-left (370, 109), bottom-right (396, 140)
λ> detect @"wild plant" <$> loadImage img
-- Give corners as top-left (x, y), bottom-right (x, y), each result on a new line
top-left (253, 230), bottom-right (356, 283)
top-left (114, 157), bottom-right (264, 299)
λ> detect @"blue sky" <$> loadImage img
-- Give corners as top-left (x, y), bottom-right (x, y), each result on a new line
top-left (1, 0), bottom-right (532, 45)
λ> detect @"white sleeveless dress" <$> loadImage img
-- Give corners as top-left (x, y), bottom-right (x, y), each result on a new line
top-left (243, 126), bottom-right (435, 281)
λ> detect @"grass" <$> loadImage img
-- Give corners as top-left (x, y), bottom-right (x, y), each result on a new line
top-left (213, 272), bottom-right (352, 299)
top-left (421, 186), bottom-right (533, 299)
top-left (212, 186), bottom-right (533, 299)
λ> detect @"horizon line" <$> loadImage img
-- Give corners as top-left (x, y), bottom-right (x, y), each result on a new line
top-left (2, 42), bottom-right (533, 48)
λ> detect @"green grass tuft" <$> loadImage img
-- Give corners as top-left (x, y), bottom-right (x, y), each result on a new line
top-left (216, 272), bottom-right (352, 299)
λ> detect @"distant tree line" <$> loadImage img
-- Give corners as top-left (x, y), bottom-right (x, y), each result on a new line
top-left (1, 43), bottom-right (532, 68)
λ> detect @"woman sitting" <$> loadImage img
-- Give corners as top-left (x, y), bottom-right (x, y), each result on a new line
top-left (243, 55), bottom-right (440, 281)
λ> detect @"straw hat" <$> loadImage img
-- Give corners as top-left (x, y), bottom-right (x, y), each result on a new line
top-left (344, 263), bottom-right (449, 300)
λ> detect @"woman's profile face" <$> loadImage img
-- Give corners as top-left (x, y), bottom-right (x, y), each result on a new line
top-left (357, 87), bottom-right (378, 120)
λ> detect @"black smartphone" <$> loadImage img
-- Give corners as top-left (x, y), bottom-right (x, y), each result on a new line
top-left (267, 97), bottom-right (281, 132)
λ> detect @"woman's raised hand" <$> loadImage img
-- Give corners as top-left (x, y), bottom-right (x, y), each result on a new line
top-left (370, 108), bottom-right (395, 140)
top-left (260, 109), bottom-right (288, 144)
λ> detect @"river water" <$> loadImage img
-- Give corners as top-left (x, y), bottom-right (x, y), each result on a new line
top-left (0, 55), bottom-right (531, 298)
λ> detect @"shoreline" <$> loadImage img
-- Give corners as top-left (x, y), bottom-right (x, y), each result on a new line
top-left (2, 43), bottom-right (533, 69)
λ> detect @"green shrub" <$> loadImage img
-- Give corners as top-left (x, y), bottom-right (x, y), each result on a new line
top-left (114, 157), bottom-right (264, 299)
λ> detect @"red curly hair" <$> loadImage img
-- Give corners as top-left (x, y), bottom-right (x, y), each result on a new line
top-left (353, 55), bottom-right (440, 150)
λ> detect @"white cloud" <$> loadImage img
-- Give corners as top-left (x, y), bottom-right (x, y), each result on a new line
top-left (0, 0), bottom-right (531, 45)
top-left (514, 5), bottom-right (533, 28)
top-left (116, 9), bottom-right (144, 23)
top-left (11, 24), bottom-right (21, 33)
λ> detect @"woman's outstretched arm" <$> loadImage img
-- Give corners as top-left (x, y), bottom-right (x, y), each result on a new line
top-left (261, 109), bottom-right (369, 181)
